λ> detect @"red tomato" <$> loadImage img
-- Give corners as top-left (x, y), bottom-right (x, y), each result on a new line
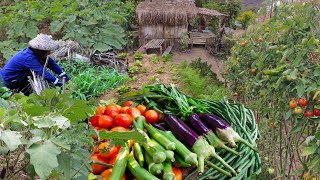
top-left (107, 154), bottom-right (118, 165)
top-left (101, 169), bottom-right (126, 180)
top-left (172, 167), bottom-right (182, 180)
top-left (126, 107), bottom-right (141, 118)
top-left (96, 106), bottom-right (106, 115)
top-left (124, 100), bottom-right (134, 107)
top-left (98, 142), bottom-right (121, 159)
top-left (114, 114), bottom-right (133, 128)
top-left (110, 126), bottom-right (130, 132)
top-left (136, 104), bottom-right (147, 115)
top-left (99, 115), bottom-right (113, 129)
top-left (104, 105), bottom-right (120, 118)
top-left (145, 110), bottom-right (160, 123)
top-left (90, 115), bottom-right (101, 127)
top-left (298, 98), bottom-right (308, 107)
top-left (101, 169), bottom-right (113, 180)
top-left (91, 154), bottom-right (109, 175)
top-left (314, 108), bottom-right (320, 116)
top-left (120, 106), bottom-right (130, 113)
top-left (241, 41), bottom-right (247, 47)
top-left (305, 110), bottom-right (313, 117)
top-left (95, 126), bottom-right (103, 131)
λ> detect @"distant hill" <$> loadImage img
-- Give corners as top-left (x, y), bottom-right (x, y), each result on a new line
top-left (242, 0), bottom-right (265, 11)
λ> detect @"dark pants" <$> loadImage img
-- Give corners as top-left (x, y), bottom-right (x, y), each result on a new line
top-left (6, 72), bottom-right (33, 96)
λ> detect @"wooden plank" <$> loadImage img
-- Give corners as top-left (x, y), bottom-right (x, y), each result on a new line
top-left (162, 46), bottom-right (172, 56)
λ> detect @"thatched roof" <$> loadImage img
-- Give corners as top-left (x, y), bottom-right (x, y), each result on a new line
top-left (136, 1), bottom-right (198, 25)
top-left (197, 7), bottom-right (226, 17)
top-left (136, 1), bottom-right (226, 25)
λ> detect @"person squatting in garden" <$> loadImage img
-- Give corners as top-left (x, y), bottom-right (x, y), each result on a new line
top-left (0, 33), bottom-right (71, 95)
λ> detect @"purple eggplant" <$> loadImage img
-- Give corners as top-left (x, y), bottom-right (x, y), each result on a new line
top-left (187, 114), bottom-right (239, 156)
top-left (199, 113), bottom-right (257, 152)
top-left (151, 123), bottom-right (169, 131)
top-left (163, 114), bottom-right (236, 175)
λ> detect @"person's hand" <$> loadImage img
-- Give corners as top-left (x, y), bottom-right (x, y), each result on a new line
top-left (67, 80), bottom-right (72, 84)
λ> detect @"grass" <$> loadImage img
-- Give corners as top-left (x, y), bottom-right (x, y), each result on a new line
top-left (177, 60), bottom-right (230, 101)
top-left (60, 60), bottom-right (129, 100)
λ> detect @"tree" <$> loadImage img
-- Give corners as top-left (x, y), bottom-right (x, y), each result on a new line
top-left (236, 10), bottom-right (255, 29)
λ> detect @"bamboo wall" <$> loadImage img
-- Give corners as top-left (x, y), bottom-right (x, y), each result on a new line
top-left (139, 23), bottom-right (188, 50)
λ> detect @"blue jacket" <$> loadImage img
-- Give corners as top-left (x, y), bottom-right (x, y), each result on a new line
top-left (0, 47), bottom-right (70, 86)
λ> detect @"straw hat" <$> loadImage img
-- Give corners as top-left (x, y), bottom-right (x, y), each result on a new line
top-left (28, 34), bottom-right (59, 51)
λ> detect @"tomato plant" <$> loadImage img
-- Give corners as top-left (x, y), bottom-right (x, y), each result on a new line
top-left (145, 110), bottom-right (160, 123)
top-left (225, 2), bottom-right (320, 177)
top-left (114, 114), bottom-right (133, 128)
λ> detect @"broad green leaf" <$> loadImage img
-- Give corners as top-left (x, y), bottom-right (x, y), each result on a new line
top-left (284, 111), bottom-right (292, 120)
top-left (24, 105), bottom-right (50, 116)
top-left (0, 108), bottom-right (4, 121)
top-left (32, 116), bottom-right (55, 128)
top-left (301, 145), bottom-right (317, 156)
top-left (50, 137), bottom-right (71, 151)
top-left (290, 125), bottom-right (302, 134)
top-left (26, 140), bottom-right (61, 180)
top-left (93, 42), bottom-right (111, 52)
top-left (57, 152), bottom-right (72, 179)
top-left (0, 146), bottom-right (10, 154)
top-left (50, 21), bottom-right (64, 32)
top-left (316, 131), bottom-right (320, 140)
top-left (52, 115), bottom-right (70, 129)
top-left (100, 130), bottom-right (145, 144)
top-left (0, 130), bottom-right (23, 151)
top-left (296, 80), bottom-right (305, 97)
top-left (310, 156), bottom-right (320, 172)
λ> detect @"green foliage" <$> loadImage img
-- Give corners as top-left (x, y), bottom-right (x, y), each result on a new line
top-left (226, 2), bottom-right (320, 177)
top-left (203, 0), bottom-right (242, 28)
top-left (118, 52), bottom-right (127, 59)
top-left (134, 60), bottom-right (142, 67)
top-left (163, 53), bottom-right (173, 62)
top-left (0, 0), bottom-right (136, 62)
top-left (179, 32), bottom-right (189, 51)
top-left (151, 56), bottom-right (160, 64)
top-left (236, 10), bottom-right (255, 29)
top-left (134, 51), bottom-right (143, 60)
top-left (129, 65), bottom-right (139, 74)
top-left (178, 60), bottom-right (230, 101)
top-left (60, 60), bottom-right (130, 100)
top-left (0, 87), bottom-right (12, 100)
top-left (0, 89), bottom-right (95, 179)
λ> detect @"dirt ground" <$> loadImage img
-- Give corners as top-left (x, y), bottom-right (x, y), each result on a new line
top-left (98, 47), bottom-right (225, 102)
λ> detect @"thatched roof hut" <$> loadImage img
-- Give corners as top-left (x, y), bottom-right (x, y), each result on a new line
top-left (197, 7), bottom-right (226, 17)
top-left (136, 0), bottom-right (198, 26)
top-left (136, 0), bottom-right (226, 51)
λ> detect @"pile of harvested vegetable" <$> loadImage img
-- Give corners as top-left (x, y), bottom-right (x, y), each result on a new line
top-left (89, 83), bottom-right (261, 180)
